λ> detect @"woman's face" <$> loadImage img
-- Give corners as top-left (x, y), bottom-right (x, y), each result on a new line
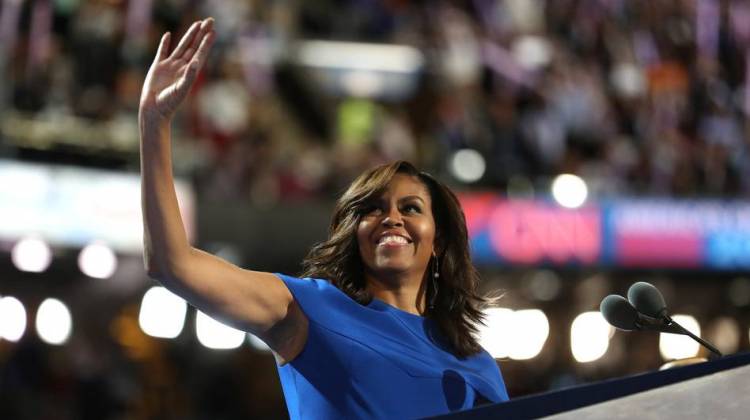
top-left (357, 174), bottom-right (436, 284)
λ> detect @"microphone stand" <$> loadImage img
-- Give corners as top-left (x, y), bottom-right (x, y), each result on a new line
top-left (634, 313), bottom-right (723, 359)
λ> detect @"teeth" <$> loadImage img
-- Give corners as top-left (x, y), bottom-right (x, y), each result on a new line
top-left (380, 235), bottom-right (408, 245)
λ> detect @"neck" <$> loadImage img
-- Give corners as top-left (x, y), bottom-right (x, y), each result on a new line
top-left (365, 271), bottom-right (427, 315)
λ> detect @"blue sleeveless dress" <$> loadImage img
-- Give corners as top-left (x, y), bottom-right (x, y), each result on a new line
top-left (274, 274), bottom-right (509, 419)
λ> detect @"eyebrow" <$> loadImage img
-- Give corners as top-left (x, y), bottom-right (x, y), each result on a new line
top-left (369, 195), bottom-right (427, 205)
top-left (399, 195), bottom-right (426, 204)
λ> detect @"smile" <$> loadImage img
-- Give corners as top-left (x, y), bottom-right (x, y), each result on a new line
top-left (377, 234), bottom-right (411, 247)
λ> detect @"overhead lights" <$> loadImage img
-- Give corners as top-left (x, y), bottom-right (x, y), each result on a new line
top-left (0, 296), bottom-right (27, 342)
top-left (11, 236), bottom-right (52, 273)
top-left (195, 311), bottom-right (245, 350)
top-left (551, 174), bottom-right (588, 208)
top-left (78, 241), bottom-right (117, 279)
top-left (138, 287), bottom-right (187, 339)
top-left (35, 298), bottom-right (72, 345)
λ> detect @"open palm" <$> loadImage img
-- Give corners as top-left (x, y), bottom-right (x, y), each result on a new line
top-left (140, 18), bottom-right (215, 121)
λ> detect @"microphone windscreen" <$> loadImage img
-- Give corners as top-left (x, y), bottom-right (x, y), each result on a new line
top-left (627, 282), bottom-right (666, 318)
top-left (600, 295), bottom-right (639, 331)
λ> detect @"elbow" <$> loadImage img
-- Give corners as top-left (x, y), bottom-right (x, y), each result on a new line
top-left (143, 250), bottom-right (190, 283)
top-left (145, 264), bottom-right (165, 281)
top-left (144, 260), bottom-right (163, 281)
top-left (143, 252), bottom-right (170, 281)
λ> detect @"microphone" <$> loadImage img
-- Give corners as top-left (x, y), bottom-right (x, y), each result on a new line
top-left (600, 282), bottom-right (723, 358)
top-left (627, 282), bottom-right (667, 318)
top-left (599, 294), bottom-right (681, 334)
top-left (599, 295), bottom-right (640, 331)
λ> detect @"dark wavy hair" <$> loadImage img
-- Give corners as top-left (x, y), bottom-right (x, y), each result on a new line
top-left (300, 161), bottom-right (489, 357)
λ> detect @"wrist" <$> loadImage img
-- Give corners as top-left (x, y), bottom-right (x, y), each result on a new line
top-left (139, 109), bottom-right (172, 131)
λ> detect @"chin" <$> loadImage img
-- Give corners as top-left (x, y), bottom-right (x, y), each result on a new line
top-left (372, 262), bottom-right (412, 276)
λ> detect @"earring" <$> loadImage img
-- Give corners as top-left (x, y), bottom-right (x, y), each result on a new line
top-left (429, 253), bottom-right (439, 310)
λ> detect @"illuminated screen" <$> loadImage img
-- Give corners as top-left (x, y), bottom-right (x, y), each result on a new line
top-left (0, 159), bottom-right (194, 254)
top-left (459, 194), bottom-right (750, 270)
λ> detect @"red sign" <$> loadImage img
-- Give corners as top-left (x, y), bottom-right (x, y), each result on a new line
top-left (488, 201), bottom-right (601, 264)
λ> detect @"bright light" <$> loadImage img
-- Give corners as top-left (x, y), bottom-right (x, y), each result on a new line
top-left (138, 287), bottom-right (187, 339)
top-left (297, 40), bottom-right (424, 73)
top-left (551, 174), bottom-right (588, 209)
top-left (660, 315), bottom-right (701, 360)
top-left (247, 334), bottom-right (271, 352)
top-left (449, 149), bottom-right (486, 183)
top-left (78, 242), bottom-right (117, 279)
top-left (0, 296), bottom-right (27, 342)
top-left (507, 309), bottom-right (549, 360)
top-left (196, 311), bottom-right (245, 350)
top-left (478, 307), bottom-right (515, 358)
top-left (11, 237), bottom-right (52, 273)
top-left (479, 308), bottom-right (549, 360)
top-left (571, 311), bottom-right (613, 363)
top-left (35, 298), bottom-right (72, 345)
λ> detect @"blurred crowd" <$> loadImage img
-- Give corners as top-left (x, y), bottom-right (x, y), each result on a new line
top-left (3, 0), bottom-right (750, 201)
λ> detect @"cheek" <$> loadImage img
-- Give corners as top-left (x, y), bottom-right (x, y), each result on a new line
top-left (416, 221), bottom-right (436, 252)
top-left (356, 220), bottom-right (373, 255)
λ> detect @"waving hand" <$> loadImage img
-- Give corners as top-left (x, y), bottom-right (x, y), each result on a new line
top-left (140, 18), bottom-right (215, 122)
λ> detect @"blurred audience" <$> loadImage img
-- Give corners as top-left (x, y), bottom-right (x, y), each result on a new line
top-left (4, 0), bottom-right (750, 201)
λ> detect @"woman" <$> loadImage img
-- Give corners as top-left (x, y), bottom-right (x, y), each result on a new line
top-left (140, 18), bottom-right (508, 419)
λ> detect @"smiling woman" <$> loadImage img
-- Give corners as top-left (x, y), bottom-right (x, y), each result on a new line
top-left (139, 18), bottom-right (507, 420)
top-left (279, 161), bottom-right (508, 418)
top-left (302, 161), bottom-right (492, 357)
top-left (357, 173), bottom-right (436, 297)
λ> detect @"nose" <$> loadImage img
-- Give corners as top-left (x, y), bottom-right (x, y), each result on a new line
top-left (381, 207), bottom-right (403, 227)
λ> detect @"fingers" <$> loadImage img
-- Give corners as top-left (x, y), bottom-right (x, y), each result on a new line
top-left (193, 27), bottom-right (215, 68)
top-left (180, 18), bottom-right (214, 63)
top-left (170, 20), bottom-right (202, 60)
top-left (154, 32), bottom-right (171, 62)
top-left (172, 60), bottom-right (200, 102)
top-left (172, 29), bottom-right (213, 99)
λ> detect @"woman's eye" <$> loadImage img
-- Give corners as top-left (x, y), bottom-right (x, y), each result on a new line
top-left (404, 204), bottom-right (421, 213)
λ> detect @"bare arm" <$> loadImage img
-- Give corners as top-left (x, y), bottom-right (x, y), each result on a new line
top-left (139, 18), bottom-right (306, 362)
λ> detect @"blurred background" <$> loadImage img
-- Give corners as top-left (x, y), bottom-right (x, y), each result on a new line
top-left (2, 0), bottom-right (750, 418)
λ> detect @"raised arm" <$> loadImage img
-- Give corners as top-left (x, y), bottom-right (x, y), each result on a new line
top-left (139, 18), bottom-right (306, 362)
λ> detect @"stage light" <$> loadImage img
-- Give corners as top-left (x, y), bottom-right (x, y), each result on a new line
top-left (11, 237), bottom-right (52, 273)
top-left (196, 311), bottom-right (245, 350)
top-left (78, 242), bottom-right (117, 279)
top-left (297, 40), bottom-right (423, 74)
top-left (478, 307), bottom-right (514, 359)
top-left (551, 174), bottom-right (588, 209)
top-left (138, 287), bottom-right (187, 339)
top-left (507, 309), bottom-right (549, 360)
top-left (571, 311), bottom-right (613, 363)
top-left (449, 149), bottom-right (486, 183)
top-left (479, 308), bottom-right (549, 360)
top-left (36, 298), bottom-right (72, 345)
top-left (659, 315), bottom-right (700, 360)
top-left (0, 296), bottom-right (27, 342)
top-left (247, 334), bottom-right (271, 352)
